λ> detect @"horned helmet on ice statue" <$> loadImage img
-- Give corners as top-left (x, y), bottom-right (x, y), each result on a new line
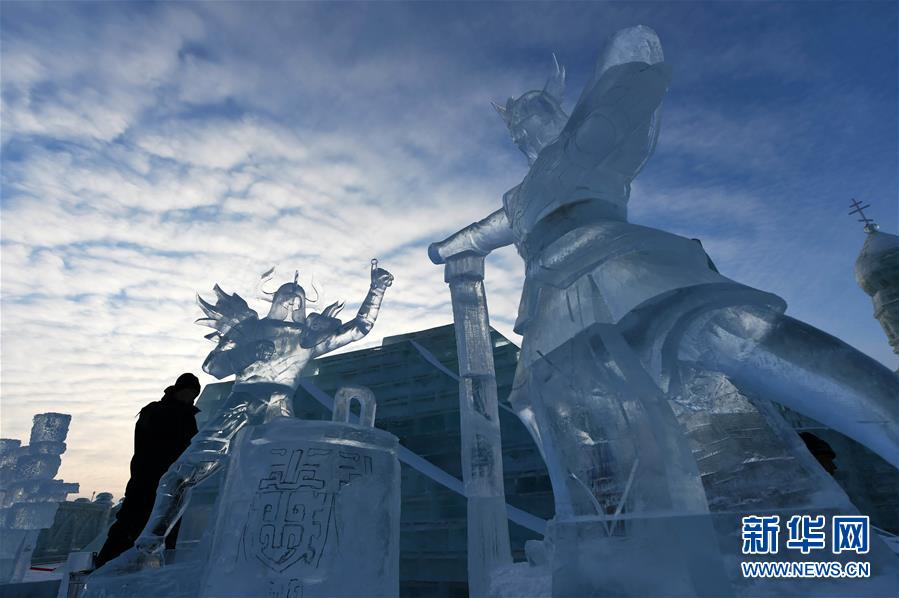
top-left (254, 269), bottom-right (347, 324)
top-left (492, 55), bottom-right (568, 166)
top-left (198, 268), bottom-right (355, 379)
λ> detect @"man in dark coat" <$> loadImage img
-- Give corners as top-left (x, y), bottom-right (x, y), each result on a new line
top-left (95, 373), bottom-right (201, 567)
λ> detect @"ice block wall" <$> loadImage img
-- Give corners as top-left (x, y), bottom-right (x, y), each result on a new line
top-left (0, 413), bottom-right (79, 584)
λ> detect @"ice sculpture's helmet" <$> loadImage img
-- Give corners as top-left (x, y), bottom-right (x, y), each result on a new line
top-left (494, 55), bottom-right (568, 165)
top-left (268, 281), bottom-right (308, 323)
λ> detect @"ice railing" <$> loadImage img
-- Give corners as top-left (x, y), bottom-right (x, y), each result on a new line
top-left (295, 373), bottom-right (547, 535)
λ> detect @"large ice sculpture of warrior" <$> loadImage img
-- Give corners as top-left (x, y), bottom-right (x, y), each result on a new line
top-left (430, 25), bottom-right (899, 595)
top-left (95, 263), bottom-right (394, 573)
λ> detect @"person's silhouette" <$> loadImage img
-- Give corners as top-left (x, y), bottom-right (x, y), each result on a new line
top-left (95, 373), bottom-right (201, 567)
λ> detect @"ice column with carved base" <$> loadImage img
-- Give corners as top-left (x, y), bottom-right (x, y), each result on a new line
top-left (443, 254), bottom-right (512, 598)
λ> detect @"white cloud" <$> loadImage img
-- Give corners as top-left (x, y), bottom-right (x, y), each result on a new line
top-left (1, 2), bottom-right (896, 501)
top-left (0, 3), bottom-right (517, 497)
top-left (1, 4), bottom-right (204, 144)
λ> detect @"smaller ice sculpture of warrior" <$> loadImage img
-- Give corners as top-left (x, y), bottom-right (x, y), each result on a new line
top-left (429, 23), bottom-right (899, 548)
top-left (96, 262), bottom-right (393, 572)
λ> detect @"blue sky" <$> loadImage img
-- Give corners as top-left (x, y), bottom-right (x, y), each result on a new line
top-left (1, 2), bottom-right (896, 498)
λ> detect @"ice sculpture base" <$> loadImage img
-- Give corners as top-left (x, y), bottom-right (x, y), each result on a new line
top-left (82, 556), bottom-right (201, 598)
top-left (551, 511), bottom-right (899, 597)
top-left (85, 416), bottom-right (400, 598)
top-left (200, 416), bottom-right (400, 598)
top-left (490, 562), bottom-right (550, 598)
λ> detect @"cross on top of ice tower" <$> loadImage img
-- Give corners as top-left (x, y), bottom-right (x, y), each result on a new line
top-left (849, 198), bottom-right (880, 233)
top-left (851, 199), bottom-right (899, 364)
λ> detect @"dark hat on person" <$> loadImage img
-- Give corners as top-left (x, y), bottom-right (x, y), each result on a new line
top-left (174, 373), bottom-right (201, 392)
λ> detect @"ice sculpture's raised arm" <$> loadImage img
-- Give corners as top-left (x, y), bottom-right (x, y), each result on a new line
top-left (312, 268), bottom-right (393, 356)
top-left (428, 207), bottom-right (514, 264)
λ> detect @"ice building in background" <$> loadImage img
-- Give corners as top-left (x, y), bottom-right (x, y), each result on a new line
top-left (851, 200), bottom-right (899, 369)
top-left (0, 413), bottom-right (78, 584)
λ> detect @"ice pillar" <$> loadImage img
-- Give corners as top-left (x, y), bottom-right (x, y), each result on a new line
top-left (443, 254), bottom-right (512, 598)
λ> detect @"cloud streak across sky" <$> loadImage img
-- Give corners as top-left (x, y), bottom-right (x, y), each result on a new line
top-left (1, 2), bottom-right (896, 498)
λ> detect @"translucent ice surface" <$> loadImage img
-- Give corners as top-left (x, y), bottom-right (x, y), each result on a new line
top-left (442, 255), bottom-right (512, 597)
top-left (29, 413), bottom-right (71, 443)
top-left (201, 407), bottom-right (400, 597)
